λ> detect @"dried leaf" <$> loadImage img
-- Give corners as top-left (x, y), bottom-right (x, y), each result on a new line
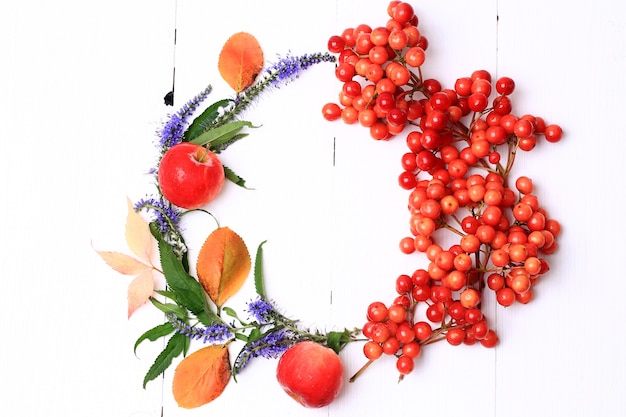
top-left (125, 197), bottom-right (153, 263)
top-left (218, 32), bottom-right (264, 93)
top-left (196, 227), bottom-right (251, 307)
top-left (172, 345), bottom-right (231, 409)
top-left (94, 249), bottom-right (151, 275)
top-left (127, 269), bottom-right (155, 318)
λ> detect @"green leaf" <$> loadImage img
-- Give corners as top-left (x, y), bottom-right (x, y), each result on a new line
top-left (149, 221), bottom-right (189, 272)
top-left (222, 306), bottom-right (237, 318)
top-left (231, 327), bottom-right (264, 379)
top-left (155, 289), bottom-right (178, 302)
top-left (182, 332), bottom-right (191, 356)
top-left (143, 333), bottom-right (187, 388)
top-left (222, 306), bottom-right (245, 325)
top-left (234, 333), bottom-right (248, 342)
top-left (326, 329), bottom-right (353, 354)
top-left (150, 297), bottom-right (187, 319)
top-left (223, 165), bottom-right (252, 189)
top-left (154, 290), bottom-right (221, 327)
top-left (189, 120), bottom-right (256, 147)
top-left (248, 327), bottom-right (262, 343)
top-left (253, 241), bottom-right (268, 299)
top-left (196, 309), bottom-right (222, 326)
top-left (157, 237), bottom-right (208, 316)
top-left (184, 98), bottom-right (231, 142)
top-left (134, 322), bottom-right (174, 355)
top-left (211, 133), bottom-right (249, 153)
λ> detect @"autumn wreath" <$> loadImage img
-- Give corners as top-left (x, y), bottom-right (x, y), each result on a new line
top-left (95, 32), bottom-right (356, 409)
top-left (96, 1), bottom-right (563, 410)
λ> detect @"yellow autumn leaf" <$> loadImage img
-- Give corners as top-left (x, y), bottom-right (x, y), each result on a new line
top-left (127, 268), bottom-right (155, 318)
top-left (94, 249), bottom-right (152, 275)
top-left (172, 345), bottom-right (231, 409)
top-left (196, 227), bottom-right (251, 307)
top-left (125, 197), bottom-right (153, 264)
top-left (218, 32), bottom-right (264, 93)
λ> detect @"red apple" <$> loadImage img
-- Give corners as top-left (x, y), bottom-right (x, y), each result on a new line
top-left (276, 341), bottom-right (344, 408)
top-left (158, 142), bottom-right (225, 209)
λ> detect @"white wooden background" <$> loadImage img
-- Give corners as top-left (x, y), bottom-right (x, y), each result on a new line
top-left (2, 1), bottom-right (626, 416)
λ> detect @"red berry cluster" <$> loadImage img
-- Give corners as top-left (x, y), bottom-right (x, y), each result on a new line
top-left (324, 2), bottom-right (563, 381)
top-left (322, 1), bottom-right (428, 140)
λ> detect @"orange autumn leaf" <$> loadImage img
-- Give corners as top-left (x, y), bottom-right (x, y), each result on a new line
top-left (125, 197), bottom-right (153, 264)
top-left (218, 32), bottom-right (264, 93)
top-left (196, 227), bottom-right (251, 307)
top-left (172, 345), bottom-right (231, 409)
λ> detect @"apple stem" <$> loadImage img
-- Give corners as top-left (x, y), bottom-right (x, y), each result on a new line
top-left (193, 146), bottom-right (210, 163)
top-left (349, 359), bottom-right (375, 383)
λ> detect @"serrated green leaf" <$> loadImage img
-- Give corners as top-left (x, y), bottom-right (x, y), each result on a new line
top-left (155, 289), bottom-right (178, 302)
top-left (154, 290), bottom-right (220, 326)
top-left (149, 222), bottom-right (189, 271)
top-left (182, 333), bottom-right (191, 356)
top-left (157, 237), bottom-right (208, 316)
top-left (211, 133), bottom-right (249, 154)
top-left (254, 241), bottom-right (268, 299)
top-left (189, 120), bottom-right (256, 147)
top-left (195, 309), bottom-right (222, 326)
top-left (184, 98), bottom-right (230, 142)
top-left (143, 333), bottom-right (187, 388)
top-left (150, 297), bottom-right (187, 319)
top-left (134, 322), bottom-right (174, 355)
top-left (223, 165), bottom-right (252, 189)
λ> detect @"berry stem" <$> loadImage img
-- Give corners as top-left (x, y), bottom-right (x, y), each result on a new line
top-left (349, 359), bottom-right (375, 383)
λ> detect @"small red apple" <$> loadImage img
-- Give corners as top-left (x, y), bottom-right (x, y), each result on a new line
top-left (276, 341), bottom-right (344, 408)
top-left (158, 142), bottom-right (225, 209)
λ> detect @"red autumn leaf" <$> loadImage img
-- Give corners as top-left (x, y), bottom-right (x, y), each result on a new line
top-left (196, 227), bottom-right (251, 307)
top-left (172, 345), bottom-right (231, 409)
top-left (218, 32), bottom-right (264, 93)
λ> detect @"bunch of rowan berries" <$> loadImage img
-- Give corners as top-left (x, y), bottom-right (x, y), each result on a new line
top-left (323, 1), bottom-right (563, 380)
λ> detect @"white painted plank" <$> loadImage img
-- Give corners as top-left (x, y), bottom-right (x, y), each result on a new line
top-left (0, 1), bottom-right (175, 416)
top-left (495, 2), bottom-right (626, 416)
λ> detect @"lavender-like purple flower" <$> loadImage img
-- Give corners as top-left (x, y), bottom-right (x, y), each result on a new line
top-left (158, 113), bottom-right (185, 150)
top-left (233, 328), bottom-right (294, 375)
top-left (265, 52), bottom-right (336, 87)
top-left (177, 86), bottom-right (213, 119)
top-left (209, 52), bottom-right (336, 129)
top-left (133, 197), bottom-right (187, 257)
top-left (246, 297), bottom-right (276, 324)
top-left (252, 329), bottom-right (293, 358)
top-left (133, 197), bottom-right (181, 234)
top-left (158, 85), bottom-right (212, 150)
top-left (167, 314), bottom-right (234, 345)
